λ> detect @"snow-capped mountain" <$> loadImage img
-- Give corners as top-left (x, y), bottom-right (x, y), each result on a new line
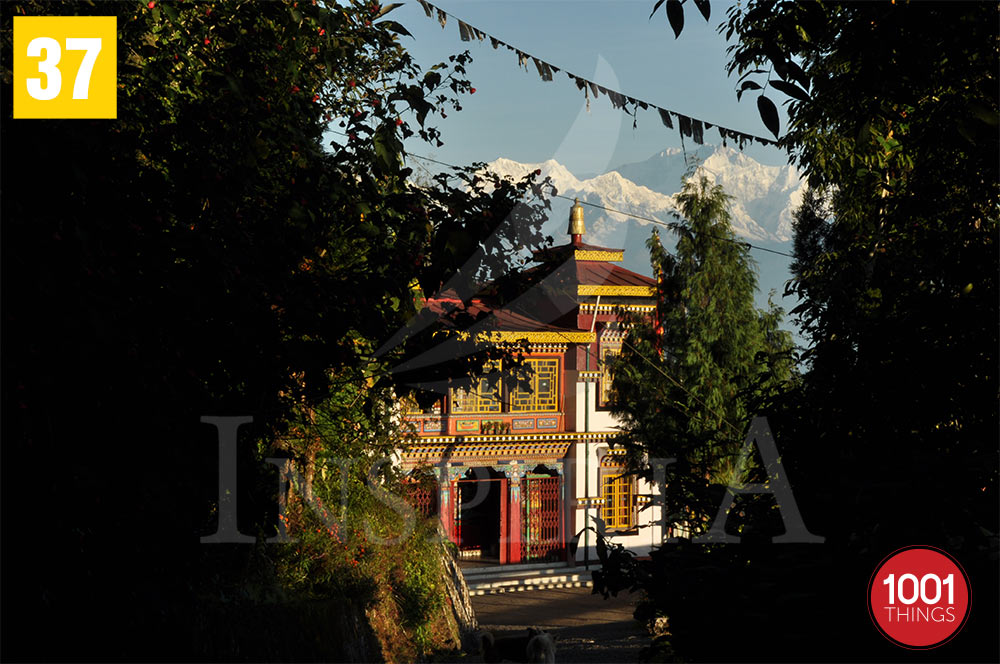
top-left (487, 145), bottom-right (804, 248)
top-left (485, 146), bottom-right (806, 322)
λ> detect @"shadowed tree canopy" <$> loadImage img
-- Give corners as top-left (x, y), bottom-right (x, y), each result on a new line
top-left (1, 0), bottom-right (553, 658)
top-left (590, 3), bottom-right (999, 661)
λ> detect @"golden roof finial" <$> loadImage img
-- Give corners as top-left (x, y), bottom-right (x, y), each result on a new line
top-left (568, 198), bottom-right (585, 245)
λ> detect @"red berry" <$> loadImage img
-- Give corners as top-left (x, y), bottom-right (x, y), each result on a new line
top-left (147, 1), bottom-right (155, 8)
top-left (395, 118), bottom-right (402, 126)
top-left (319, 28), bottom-right (325, 36)
top-left (348, 80), bottom-right (356, 87)
top-left (534, 169), bottom-right (542, 175)
top-left (204, 38), bottom-right (211, 45)
top-left (312, 94), bottom-right (320, 103)
top-left (291, 85), bottom-right (300, 93)
top-left (470, 87), bottom-right (476, 94)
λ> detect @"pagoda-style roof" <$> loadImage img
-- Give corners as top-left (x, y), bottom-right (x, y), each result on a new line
top-left (424, 290), bottom-right (594, 343)
top-left (422, 213), bottom-right (657, 342)
top-left (575, 260), bottom-right (656, 296)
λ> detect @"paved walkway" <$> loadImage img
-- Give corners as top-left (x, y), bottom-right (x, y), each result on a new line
top-left (472, 586), bottom-right (650, 663)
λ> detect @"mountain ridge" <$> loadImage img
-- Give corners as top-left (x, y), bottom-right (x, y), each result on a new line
top-left (486, 145), bottom-right (805, 247)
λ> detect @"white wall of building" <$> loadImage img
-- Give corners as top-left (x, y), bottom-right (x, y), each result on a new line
top-left (570, 379), bottom-right (663, 565)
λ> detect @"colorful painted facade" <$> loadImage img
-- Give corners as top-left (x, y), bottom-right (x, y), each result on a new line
top-left (400, 201), bottom-right (665, 565)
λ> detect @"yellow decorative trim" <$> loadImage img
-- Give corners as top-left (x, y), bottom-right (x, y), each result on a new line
top-left (574, 249), bottom-right (624, 262)
top-left (401, 440), bottom-right (572, 462)
top-left (481, 330), bottom-right (595, 343)
top-left (406, 431), bottom-right (612, 444)
top-left (580, 303), bottom-right (655, 313)
top-left (578, 285), bottom-right (656, 297)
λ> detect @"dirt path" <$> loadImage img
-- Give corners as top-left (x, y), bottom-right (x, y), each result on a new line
top-left (472, 587), bottom-right (650, 663)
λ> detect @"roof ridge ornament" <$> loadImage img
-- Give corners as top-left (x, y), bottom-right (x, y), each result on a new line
top-left (568, 198), bottom-right (585, 246)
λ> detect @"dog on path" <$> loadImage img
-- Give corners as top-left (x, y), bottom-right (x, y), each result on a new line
top-left (479, 628), bottom-right (556, 663)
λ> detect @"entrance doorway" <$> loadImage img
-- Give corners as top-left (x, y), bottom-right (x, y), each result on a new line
top-left (456, 468), bottom-right (504, 563)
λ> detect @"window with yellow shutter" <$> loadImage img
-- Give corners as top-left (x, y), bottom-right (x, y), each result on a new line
top-left (600, 454), bottom-right (634, 530)
top-left (510, 358), bottom-right (559, 412)
top-left (449, 363), bottom-right (502, 414)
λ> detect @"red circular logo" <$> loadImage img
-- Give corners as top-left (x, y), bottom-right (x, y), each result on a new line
top-left (868, 545), bottom-right (971, 649)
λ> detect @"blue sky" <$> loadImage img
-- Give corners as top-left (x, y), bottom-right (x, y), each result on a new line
top-left (394, 0), bottom-right (791, 176)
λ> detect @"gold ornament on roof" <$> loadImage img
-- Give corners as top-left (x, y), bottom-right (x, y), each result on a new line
top-left (568, 198), bottom-right (586, 239)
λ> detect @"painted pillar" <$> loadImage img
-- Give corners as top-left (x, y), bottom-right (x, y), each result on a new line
top-left (439, 480), bottom-right (455, 543)
top-left (499, 478), bottom-right (509, 564)
top-left (508, 474), bottom-right (522, 563)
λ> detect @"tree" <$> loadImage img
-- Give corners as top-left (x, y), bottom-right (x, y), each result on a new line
top-left (721, 0), bottom-right (998, 571)
top-left (615, 2), bottom-right (998, 659)
top-left (1, 1), bottom-right (551, 658)
top-left (607, 174), bottom-right (794, 539)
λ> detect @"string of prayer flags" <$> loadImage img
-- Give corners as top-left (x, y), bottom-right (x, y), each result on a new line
top-left (533, 58), bottom-right (554, 81)
top-left (415, 0), bottom-right (778, 149)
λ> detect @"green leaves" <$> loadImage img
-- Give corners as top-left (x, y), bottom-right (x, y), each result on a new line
top-left (376, 3), bottom-right (405, 18)
top-left (373, 122), bottom-right (403, 171)
top-left (377, 20), bottom-right (412, 38)
top-left (737, 80), bottom-right (761, 101)
top-left (756, 95), bottom-right (780, 139)
top-left (649, 0), bottom-right (666, 20)
top-left (652, 0), bottom-right (710, 31)
top-left (666, 0), bottom-right (684, 39)
top-left (767, 78), bottom-right (809, 102)
top-left (693, 0), bottom-right (711, 22)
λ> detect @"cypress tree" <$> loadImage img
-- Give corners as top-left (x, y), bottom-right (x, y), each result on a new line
top-left (609, 174), bottom-right (794, 533)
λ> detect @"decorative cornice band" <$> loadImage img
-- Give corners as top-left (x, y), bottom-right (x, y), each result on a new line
top-left (578, 285), bottom-right (656, 297)
top-left (406, 431), bottom-right (612, 445)
top-left (575, 249), bottom-right (624, 262)
top-left (580, 303), bottom-right (655, 313)
top-left (482, 330), bottom-right (595, 343)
